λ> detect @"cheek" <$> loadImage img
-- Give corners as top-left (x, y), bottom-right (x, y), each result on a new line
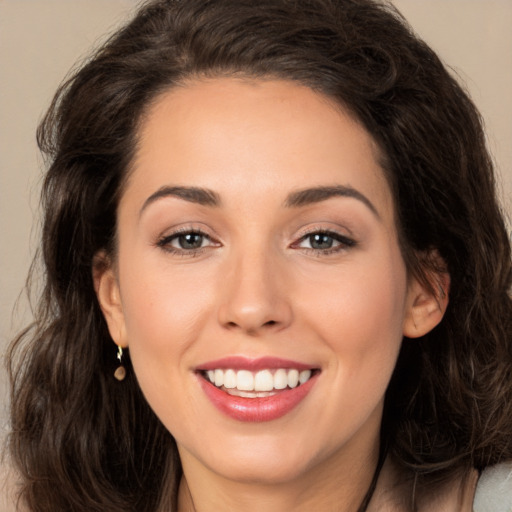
top-left (117, 256), bottom-right (215, 369)
top-left (299, 250), bottom-right (408, 368)
top-left (116, 262), bottom-right (215, 433)
top-left (292, 252), bottom-right (408, 439)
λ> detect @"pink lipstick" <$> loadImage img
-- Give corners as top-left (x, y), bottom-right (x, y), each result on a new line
top-left (196, 357), bottom-right (319, 422)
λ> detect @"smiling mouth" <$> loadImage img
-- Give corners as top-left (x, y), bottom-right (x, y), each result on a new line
top-left (196, 358), bottom-right (321, 421)
top-left (200, 368), bottom-right (319, 398)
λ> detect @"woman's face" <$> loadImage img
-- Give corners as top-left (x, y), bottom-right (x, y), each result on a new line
top-left (97, 78), bottom-right (440, 487)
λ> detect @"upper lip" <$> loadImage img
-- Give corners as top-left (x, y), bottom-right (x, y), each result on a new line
top-left (196, 356), bottom-right (317, 372)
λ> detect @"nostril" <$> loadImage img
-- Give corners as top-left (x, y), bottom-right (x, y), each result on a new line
top-left (226, 320), bottom-right (278, 330)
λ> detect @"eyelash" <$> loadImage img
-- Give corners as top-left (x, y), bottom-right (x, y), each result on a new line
top-left (156, 228), bottom-right (218, 256)
top-left (292, 229), bottom-right (356, 255)
top-left (156, 228), bottom-right (356, 256)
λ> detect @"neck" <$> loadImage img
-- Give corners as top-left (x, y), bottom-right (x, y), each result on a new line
top-left (177, 438), bottom-right (381, 512)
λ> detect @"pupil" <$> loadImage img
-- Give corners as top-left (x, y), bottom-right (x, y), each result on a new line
top-left (311, 233), bottom-right (333, 249)
top-left (180, 233), bottom-right (203, 249)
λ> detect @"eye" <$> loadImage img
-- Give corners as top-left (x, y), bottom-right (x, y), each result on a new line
top-left (172, 232), bottom-right (207, 250)
top-left (302, 233), bottom-right (337, 250)
top-left (294, 230), bottom-right (356, 254)
top-left (156, 229), bottom-right (218, 254)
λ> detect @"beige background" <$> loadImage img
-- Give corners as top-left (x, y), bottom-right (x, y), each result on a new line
top-left (1, 0), bottom-right (511, 440)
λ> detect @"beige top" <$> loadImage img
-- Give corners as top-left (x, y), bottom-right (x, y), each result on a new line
top-left (473, 462), bottom-right (512, 512)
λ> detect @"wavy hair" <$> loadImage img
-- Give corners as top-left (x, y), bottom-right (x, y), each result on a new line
top-left (7, 0), bottom-right (512, 510)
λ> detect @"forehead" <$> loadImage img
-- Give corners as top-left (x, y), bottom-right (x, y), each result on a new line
top-left (126, 77), bottom-right (393, 221)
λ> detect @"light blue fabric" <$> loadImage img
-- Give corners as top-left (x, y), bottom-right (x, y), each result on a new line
top-left (473, 462), bottom-right (512, 512)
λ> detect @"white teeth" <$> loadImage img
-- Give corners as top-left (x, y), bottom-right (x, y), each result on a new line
top-left (287, 369), bottom-right (299, 388)
top-left (274, 369), bottom-right (288, 389)
top-left (214, 369), bottom-right (224, 387)
top-left (236, 370), bottom-right (254, 391)
top-left (299, 369), bottom-right (311, 384)
top-left (254, 370), bottom-right (273, 392)
top-left (204, 367), bottom-right (314, 392)
top-left (223, 369), bottom-right (237, 389)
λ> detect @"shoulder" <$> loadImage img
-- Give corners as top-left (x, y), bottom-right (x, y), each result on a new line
top-left (473, 461), bottom-right (512, 512)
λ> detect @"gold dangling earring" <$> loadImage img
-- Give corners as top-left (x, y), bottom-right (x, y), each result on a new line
top-left (114, 345), bottom-right (126, 381)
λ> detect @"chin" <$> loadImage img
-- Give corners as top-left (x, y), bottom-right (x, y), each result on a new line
top-left (182, 431), bottom-right (336, 486)
top-left (210, 455), bottom-right (315, 485)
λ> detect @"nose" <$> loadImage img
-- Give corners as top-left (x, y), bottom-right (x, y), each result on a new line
top-left (217, 247), bottom-right (293, 335)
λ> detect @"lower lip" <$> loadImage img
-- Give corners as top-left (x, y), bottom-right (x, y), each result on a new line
top-left (198, 373), bottom-right (318, 422)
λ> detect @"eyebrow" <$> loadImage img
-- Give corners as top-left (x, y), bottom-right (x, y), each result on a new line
top-left (284, 185), bottom-right (380, 218)
top-left (140, 186), bottom-right (221, 215)
top-left (139, 184), bottom-right (379, 218)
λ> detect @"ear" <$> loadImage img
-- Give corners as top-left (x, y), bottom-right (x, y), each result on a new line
top-left (92, 251), bottom-right (128, 348)
top-left (402, 261), bottom-right (450, 339)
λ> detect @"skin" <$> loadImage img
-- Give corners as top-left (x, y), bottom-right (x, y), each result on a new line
top-left (95, 78), bottom-right (448, 512)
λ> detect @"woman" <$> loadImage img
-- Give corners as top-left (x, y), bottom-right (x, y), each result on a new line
top-left (6, 0), bottom-right (512, 510)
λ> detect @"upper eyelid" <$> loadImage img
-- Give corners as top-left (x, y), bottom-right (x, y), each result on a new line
top-left (294, 226), bottom-right (354, 240)
top-left (291, 228), bottom-right (357, 249)
top-left (155, 225), bottom-right (355, 247)
top-left (158, 225), bottom-right (216, 240)
top-left (156, 228), bottom-right (219, 248)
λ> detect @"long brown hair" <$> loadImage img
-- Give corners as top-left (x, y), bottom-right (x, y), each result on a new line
top-left (7, 0), bottom-right (512, 510)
